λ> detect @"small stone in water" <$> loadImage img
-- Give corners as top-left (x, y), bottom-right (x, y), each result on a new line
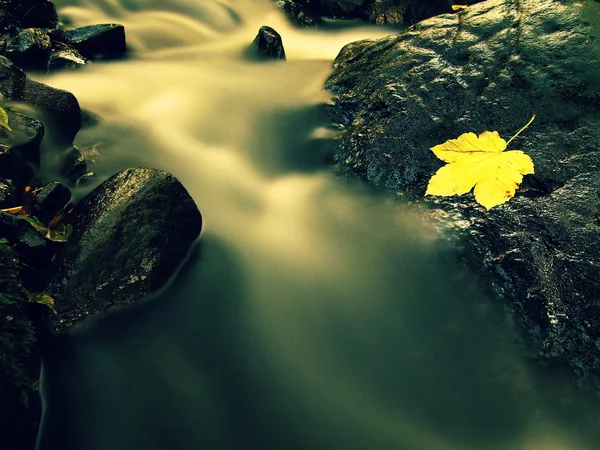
top-left (252, 26), bottom-right (286, 60)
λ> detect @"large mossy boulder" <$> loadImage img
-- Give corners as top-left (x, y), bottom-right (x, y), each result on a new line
top-left (47, 167), bottom-right (202, 330)
top-left (325, 0), bottom-right (600, 391)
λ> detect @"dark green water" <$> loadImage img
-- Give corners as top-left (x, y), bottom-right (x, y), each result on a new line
top-left (35, 1), bottom-right (600, 449)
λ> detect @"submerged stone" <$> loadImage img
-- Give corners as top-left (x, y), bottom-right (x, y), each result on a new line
top-left (252, 26), bottom-right (286, 60)
top-left (47, 48), bottom-right (89, 71)
top-left (325, 0), bottom-right (600, 391)
top-left (74, 171), bottom-right (96, 187)
top-left (48, 167), bottom-right (202, 330)
top-left (59, 145), bottom-right (87, 182)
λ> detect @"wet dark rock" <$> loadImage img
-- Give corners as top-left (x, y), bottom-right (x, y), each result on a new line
top-left (0, 9), bottom-right (18, 34)
top-left (21, 78), bottom-right (81, 143)
top-left (0, 110), bottom-right (44, 192)
top-left (81, 145), bottom-right (101, 164)
top-left (53, 24), bottom-right (126, 59)
top-left (0, 239), bottom-right (42, 450)
top-left (0, 211), bottom-right (54, 269)
top-left (3, 110), bottom-right (44, 166)
top-left (251, 26), bottom-right (286, 60)
top-left (273, 0), bottom-right (323, 27)
top-left (5, 28), bottom-right (52, 69)
top-left (376, 0), bottom-right (484, 24)
top-left (59, 145), bottom-right (87, 182)
top-left (0, 0), bottom-right (58, 29)
top-left (275, 0), bottom-right (487, 24)
top-left (364, 0), bottom-right (404, 25)
top-left (47, 47), bottom-right (89, 71)
top-left (74, 171), bottom-right (96, 187)
top-left (0, 144), bottom-right (20, 179)
top-left (47, 167), bottom-right (202, 330)
top-left (80, 110), bottom-right (100, 129)
top-left (0, 54), bottom-right (28, 98)
top-left (325, 0), bottom-right (600, 391)
top-left (314, 0), bottom-right (365, 18)
top-left (0, 177), bottom-right (16, 208)
top-left (0, 57), bottom-right (81, 142)
top-left (0, 144), bottom-right (33, 191)
top-left (57, 145), bottom-right (98, 186)
top-left (31, 181), bottom-right (71, 223)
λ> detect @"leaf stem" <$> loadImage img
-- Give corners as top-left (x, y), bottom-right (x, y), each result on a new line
top-left (506, 114), bottom-right (536, 146)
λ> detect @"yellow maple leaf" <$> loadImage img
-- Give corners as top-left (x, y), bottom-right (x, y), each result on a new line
top-left (425, 115), bottom-right (536, 210)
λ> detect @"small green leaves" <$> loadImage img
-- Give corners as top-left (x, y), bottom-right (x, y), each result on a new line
top-left (0, 106), bottom-right (12, 131)
top-left (26, 292), bottom-right (55, 311)
top-left (19, 216), bottom-right (73, 242)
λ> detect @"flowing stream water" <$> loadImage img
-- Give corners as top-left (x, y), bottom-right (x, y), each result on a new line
top-left (33, 1), bottom-right (600, 449)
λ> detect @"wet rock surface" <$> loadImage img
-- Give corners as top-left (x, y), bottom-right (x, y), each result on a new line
top-left (0, 144), bottom-right (31, 192)
top-left (273, 0), bottom-right (323, 27)
top-left (0, 0), bottom-right (58, 29)
top-left (47, 47), bottom-right (89, 71)
top-left (59, 145), bottom-right (88, 182)
top-left (52, 23), bottom-right (126, 59)
top-left (47, 167), bottom-right (202, 330)
top-left (30, 181), bottom-right (70, 223)
top-left (0, 3), bottom-right (124, 72)
top-left (0, 2), bottom-right (133, 448)
top-left (0, 177), bottom-right (16, 207)
top-left (251, 25), bottom-right (286, 60)
top-left (0, 56), bottom-right (81, 142)
top-left (0, 211), bottom-right (55, 272)
top-left (4, 109), bottom-right (44, 166)
top-left (325, 0), bottom-right (600, 391)
top-left (5, 28), bottom-right (52, 69)
top-left (274, 0), bottom-right (486, 25)
top-left (314, 0), bottom-right (365, 18)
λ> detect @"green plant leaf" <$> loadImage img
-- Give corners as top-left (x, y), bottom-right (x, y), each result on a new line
top-left (18, 216), bottom-right (72, 242)
top-left (26, 292), bottom-right (55, 311)
top-left (0, 106), bottom-right (12, 131)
